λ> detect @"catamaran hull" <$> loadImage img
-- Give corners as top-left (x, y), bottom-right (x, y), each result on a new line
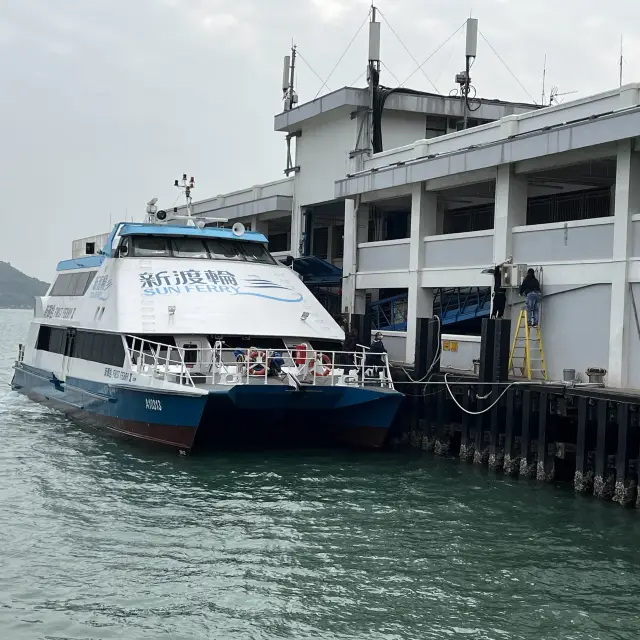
top-left (12, 364), bottom-right (402, 450)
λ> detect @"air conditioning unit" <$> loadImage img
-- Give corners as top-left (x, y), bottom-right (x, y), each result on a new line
top-left (500, 264), bottom-right (528, 288)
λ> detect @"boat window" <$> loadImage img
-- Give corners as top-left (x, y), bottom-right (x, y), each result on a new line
top-left (35, 326), bottom-right (124, 367)
top-left (71, 271), bottom-right (90, 296)
top-left (131, 236), bottom-right (171, 258)
top-left (171, 238), bottom-right (209, 259)
top-left (205, 239), bottom-right (245, 261)
top-left (241, 242), bottom-right (276, 264)
top-left (182, 343), bottom-right (199, 364)
top-left (69, 330), bottom-right (125, 367)
top-left (50, 271), bottom-right (98, 297)
top-left (36, 326), bottom-right (66, 355)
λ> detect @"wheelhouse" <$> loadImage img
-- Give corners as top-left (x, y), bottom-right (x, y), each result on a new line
top-left (110, 223), bottom-right (276, 265)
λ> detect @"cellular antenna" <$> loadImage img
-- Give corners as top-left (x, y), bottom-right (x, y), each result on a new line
top-left (367, 5), bottom-right (381, 154)
top-left (619, 35), bottom-right (624, 87)
top-left (541, 54), bottom-right (547, 106)
top-left (455, 17), bottom-right (478, 130)
top-left (282, 44), bottom-right (298, 112)
top-left (282, 43), bottom-right (300, 176)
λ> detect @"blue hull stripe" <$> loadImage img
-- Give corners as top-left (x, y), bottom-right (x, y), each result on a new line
top-left (12, 363), bottom-right (404, 448)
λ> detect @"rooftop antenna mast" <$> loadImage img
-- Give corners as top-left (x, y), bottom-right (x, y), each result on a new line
top-left (367, 4), bottom-right (381, 155)
top-left (619, 35), bottom-right (624, 87)
top-left (282, 44), bottom-right (301, 176)
top-left (282, 44), bottom-right (298, 112)
top-left (455, 17), bottom-right (478, 130)
top-left (541, 54), bottom-right (547, 106)
top-left (549, 86), bottom-right (578, 106)
top-left (174, 174), bottom-right (195, 217)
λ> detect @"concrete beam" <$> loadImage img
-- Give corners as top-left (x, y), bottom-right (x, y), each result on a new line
top-left (360, 184), bottom-right (413, 203)
top-left (514, 144), bottom-right (617, 174)
top-left (426, 168), bottom-right (497, 192)
top-left (335, 107), bottom-right (640, 198)
top-left (356, 271), bottom-right (409, 290)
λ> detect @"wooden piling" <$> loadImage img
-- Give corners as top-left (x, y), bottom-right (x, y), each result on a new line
top-left (519, 390), bottom-right (536, 476)
top-left (488, 384), bottom-right (504, 472)
top-left (613, 404), bottom-right (636, 506)
top-left (459, 386), bottom-right (474, 462)
top-left (434, 388), bottom-right (450, 456)
top-left (574, 396), bottom-right (593, 492)
top-left (503, 389), bottom-right (519, 476)
top-left (593, 400), bottom-right (614, 500)
top-left (537, 392), bottom-right (555, 482)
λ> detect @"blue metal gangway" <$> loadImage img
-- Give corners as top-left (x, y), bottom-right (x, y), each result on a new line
top-left (370, 287), bottom-right (491, 331)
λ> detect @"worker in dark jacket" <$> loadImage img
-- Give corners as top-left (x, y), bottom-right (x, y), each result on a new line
top-left (491, 264), bottom-right (506, 318)
top-left (366, 332), bottom-right (387, 371)
top-left (519, 268), bottom-right (541, 327)
top-left (341, 328), bottom-right (358, 366)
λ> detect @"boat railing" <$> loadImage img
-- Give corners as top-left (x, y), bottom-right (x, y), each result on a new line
top-left (123, 336), bottom-right (394, 389)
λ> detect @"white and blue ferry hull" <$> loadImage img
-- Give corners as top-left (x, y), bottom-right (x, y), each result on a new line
top-left (12, 363), bottom-right (402, 450)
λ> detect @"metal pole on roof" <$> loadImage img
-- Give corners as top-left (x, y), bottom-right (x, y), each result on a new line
top-left (367, 4), bottom-right (380, 155)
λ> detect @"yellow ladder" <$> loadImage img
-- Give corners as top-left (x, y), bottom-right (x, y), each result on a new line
top-left (508, 309), bottom-right (548, 380)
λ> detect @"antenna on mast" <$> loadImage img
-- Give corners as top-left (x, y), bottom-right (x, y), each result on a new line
top-left (619, 35), bottom-right (624, 87)
top-left (282, 44), bottom-right (298, 111)
top-left (367, 4), bottom-right (381, 154)
top-left (174, 174), bottom-right (195, 217)
top-left (549, 87), bottom-right (578, 106)
top-left (541, 54), bottom-right (547, 106)
top-left (455, 17), bottom-right (478, 130)
top-left (281, 42), bottom-right (301, 176)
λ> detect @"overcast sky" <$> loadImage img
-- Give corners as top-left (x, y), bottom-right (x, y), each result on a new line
top-left (1, 0), bottom-right (639, 280)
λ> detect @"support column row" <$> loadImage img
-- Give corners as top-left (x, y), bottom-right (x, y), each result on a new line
top-left (608, 140), bottom-right (640, 388)
top-left (405, 184), bottom-right (437, 364)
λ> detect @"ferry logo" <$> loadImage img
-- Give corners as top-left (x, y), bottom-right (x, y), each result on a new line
top-left (139, 270), bottom-right (302, 303)
top-left (240, 275), bottom-right (303, 302)
top-left (89, 275), bottom-right (113, 301)
top-left (139, 269), bottom-right (237, 288)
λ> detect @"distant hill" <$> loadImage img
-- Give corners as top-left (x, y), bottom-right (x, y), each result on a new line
top-left (0, 261), bottom-right (49, 308)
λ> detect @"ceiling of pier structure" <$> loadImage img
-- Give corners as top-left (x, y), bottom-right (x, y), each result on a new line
top-left (438, 181), bottom-right (496, 211)
top-left (524, 158), bottom-right (617, 196)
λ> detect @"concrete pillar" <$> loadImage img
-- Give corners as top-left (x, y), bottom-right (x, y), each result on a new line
top-left (436, 206), bottom-right (444, 235)
top-left (250, 215), bottom-right (268, 237)
top-left (290, 203), bottom-right (303, 258)
top-left (608, 140), bottom-right (640, 388)
top-left (493, 165), bottom-right (528, 264)
top-left (341, 199), bottom-right (368, 315)
top-left (405, 184), bottom-right (437, 364)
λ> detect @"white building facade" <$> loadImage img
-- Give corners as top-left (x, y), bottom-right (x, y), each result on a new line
top-left (335, 84), bottom-right (640, 388)
top-left (183, 82), bottom-right (640, 390)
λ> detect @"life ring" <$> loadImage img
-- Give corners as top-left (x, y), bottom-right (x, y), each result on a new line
top-left (308, 353), bottom-right (332, 377)
top-left (248, 349), bottom-right (266, 376)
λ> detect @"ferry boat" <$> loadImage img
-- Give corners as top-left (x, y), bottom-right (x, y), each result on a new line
top-left (11, 198), bottom-right (403, 450)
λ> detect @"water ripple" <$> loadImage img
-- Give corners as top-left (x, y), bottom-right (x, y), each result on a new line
top-left (2, 310), bottom-right (640, 639)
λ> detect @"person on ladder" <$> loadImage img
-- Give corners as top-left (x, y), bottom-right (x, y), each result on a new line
top-left (490, 264), bottom-right (507, 318)
top-left (519, 268), bottom-right (541, 327)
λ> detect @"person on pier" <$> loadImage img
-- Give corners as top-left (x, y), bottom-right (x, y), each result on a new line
top-left (519, 268), bottom-right (542, 327)
top-left (366, 332), bottom-right (388, 374)
top-left (490, 264), bottom-right (506, 319)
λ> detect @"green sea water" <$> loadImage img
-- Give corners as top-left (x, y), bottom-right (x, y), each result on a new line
top-left (1, 309), bottom-right (640, 640)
